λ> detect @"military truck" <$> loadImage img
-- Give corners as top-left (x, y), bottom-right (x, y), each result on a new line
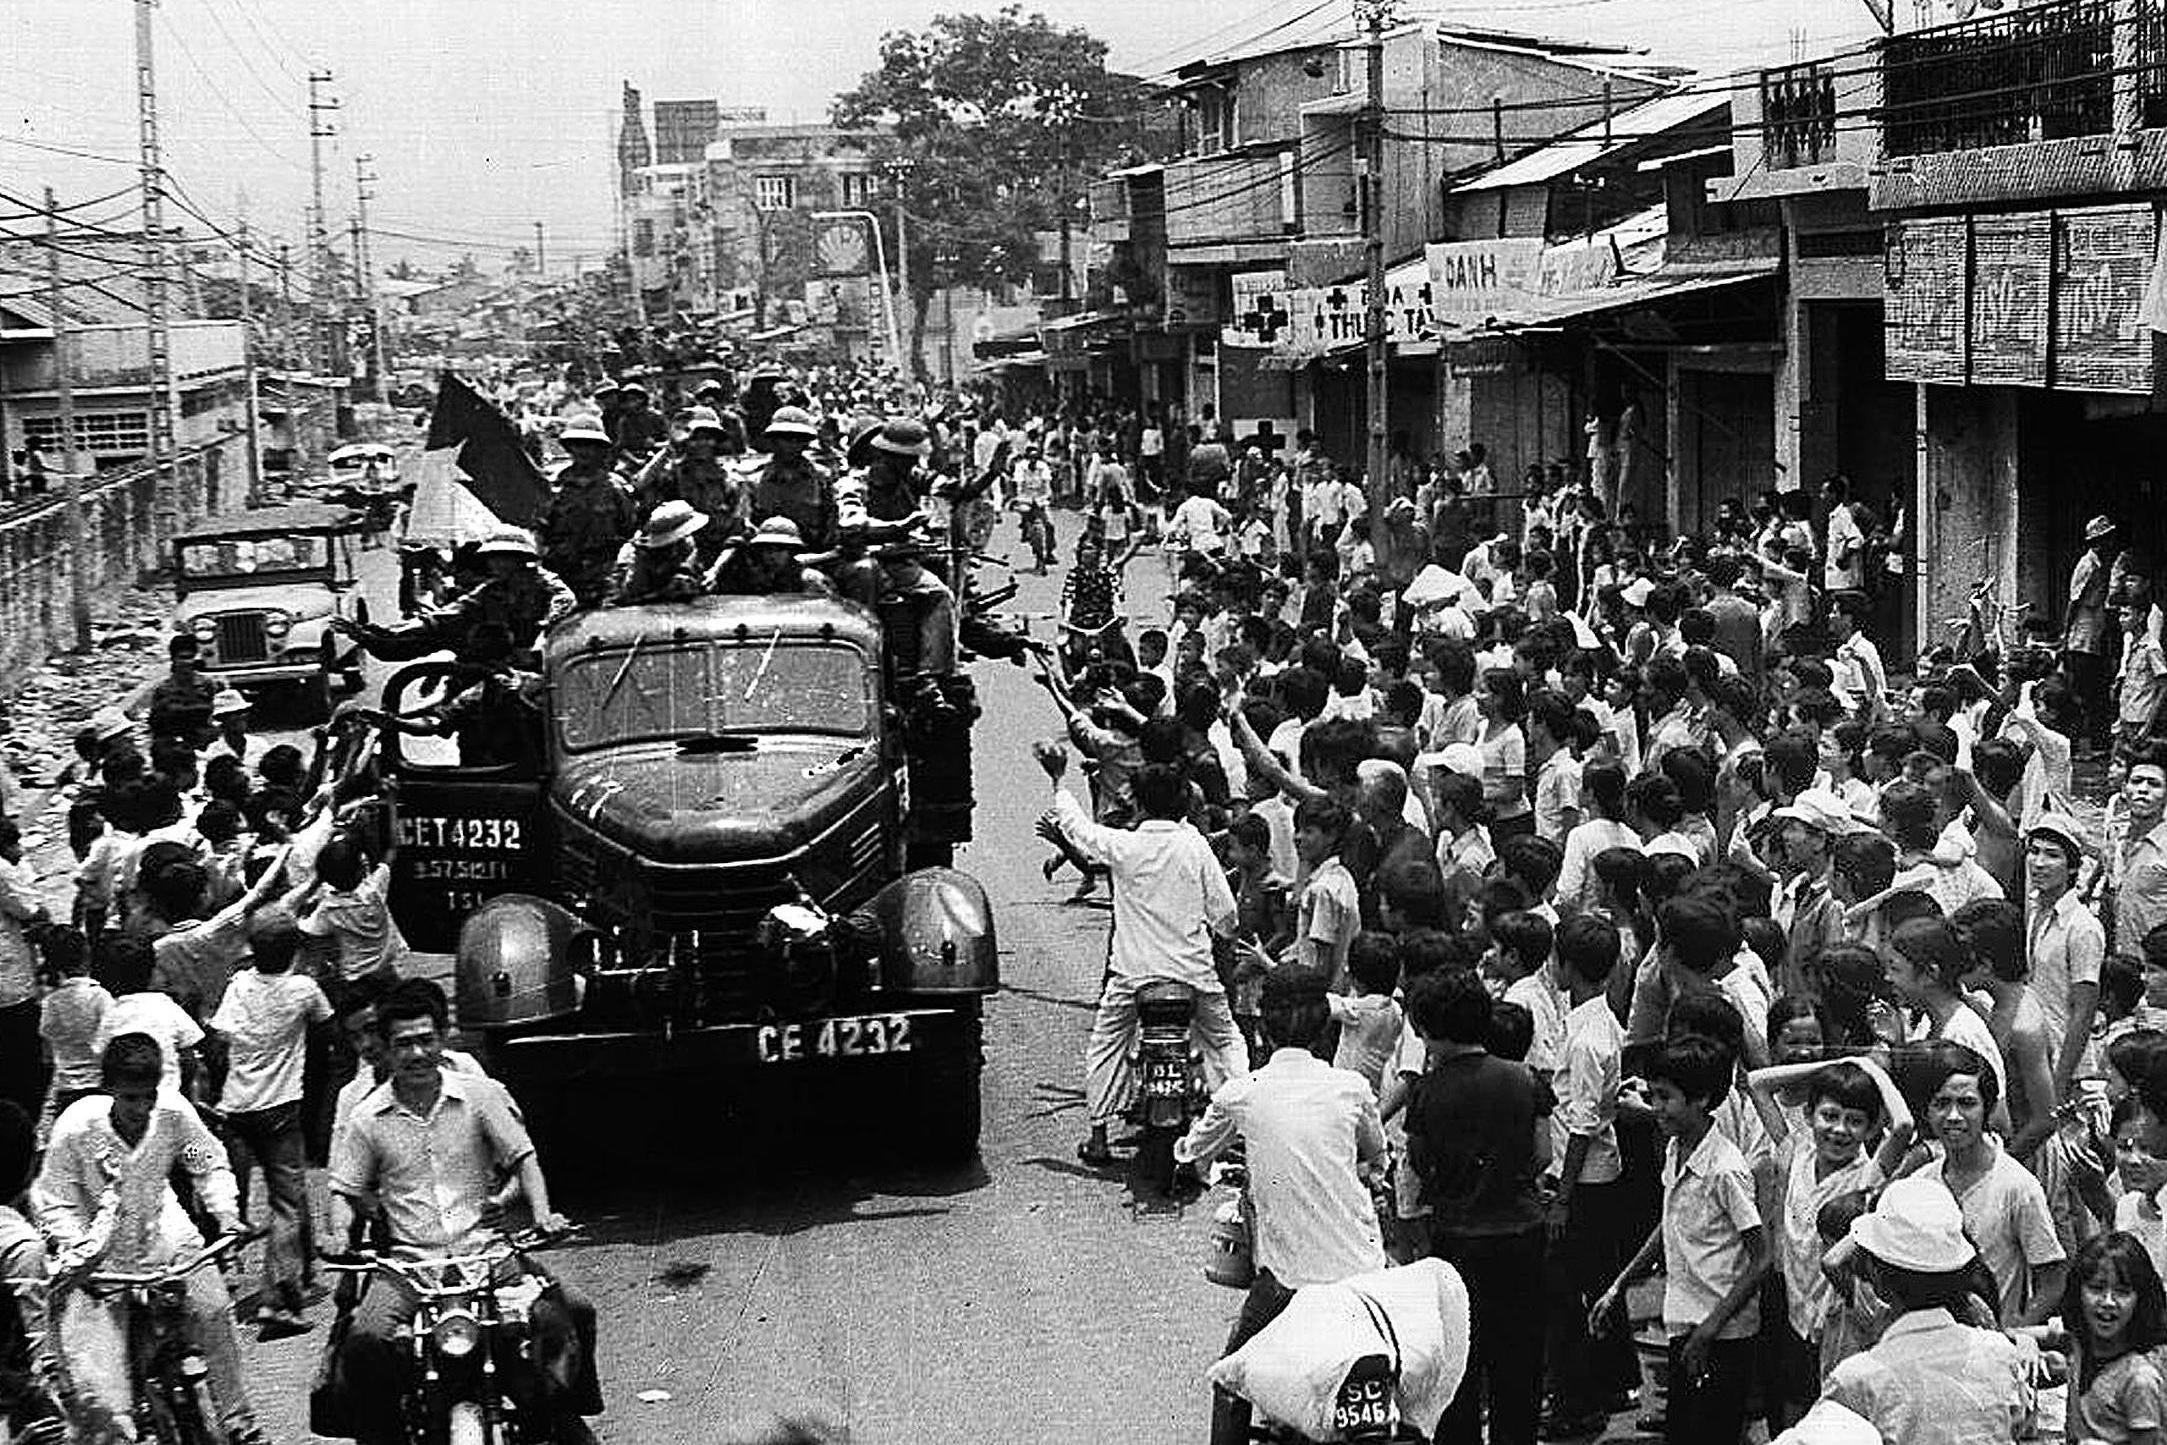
top-left (357, 591), bottom-right (996, 1158)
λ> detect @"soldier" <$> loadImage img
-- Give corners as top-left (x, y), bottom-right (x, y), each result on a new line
top-left (541, 417), bottom-right (639, 609)
top-left (633, 408), bottom-right (742, 568)
top-left (611, 381), bottom-right (670, 460)
top-left (691, 377), bottom-right (750, 455)
top-left (139, 636), bottom-right (218, 744)
top-left (710, 516), bottom-right (831, 596)
top-left (747, 406), bottom-right (840, 555)
top-left (334, 529), bottom-right (574, 661)
top-left (609, 500), bottom-right (709, 606)
top-left (837, 418), bottom-right (956, 678)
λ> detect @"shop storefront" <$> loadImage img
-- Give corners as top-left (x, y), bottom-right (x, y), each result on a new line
top-left (1885, 202), bottom-right (2166, 650)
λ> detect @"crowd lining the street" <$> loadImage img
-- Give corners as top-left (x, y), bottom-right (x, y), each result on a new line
top-left (1015, 393), bottom-right (2167, 1445)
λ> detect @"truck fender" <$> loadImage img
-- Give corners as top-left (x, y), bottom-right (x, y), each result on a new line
top-left (862, 866), bottom-right (998, 995)
top-left (455, 894), bottom-right (588, 1029)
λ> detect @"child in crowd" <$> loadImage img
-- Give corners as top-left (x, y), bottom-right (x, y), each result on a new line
top-left (1328, 932), bottom-right (1403, 1095)
top-left (35, 927), bottom-right (108, 1136)
top-left (2059, 1231), bottom-right (2167, 1445)
top-left (1593, 1033), bottom-right (1768, 1445)
top-left (1291, 797), bottom-right (1361, 985)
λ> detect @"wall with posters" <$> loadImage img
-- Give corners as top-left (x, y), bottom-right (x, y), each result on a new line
top-left (1884, 204), bottom-right (2163, 392)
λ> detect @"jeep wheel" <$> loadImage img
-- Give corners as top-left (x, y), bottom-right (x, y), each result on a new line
top-left (911, 1000), bottom-right (983, 1163)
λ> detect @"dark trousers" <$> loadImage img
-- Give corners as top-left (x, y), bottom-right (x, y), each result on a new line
top-left (2065, 648), bottom-right (2112, 746)
top-left (1433, 1228), bottom-right (1546, 1445)
top-left (1665, 1334), bottom-right (1755, 1445)
top-left (1210, 1268), bottom-right (1296, 1445)
top-left (1764, 1317), bottom-right (1821, 1433)
top-left (1547, 1181), bottom-right (1637, 1416)
top-left (222, 1100), bottom-right (312, 1306)
top-left (0, 1000), bottom-right (44, 1124)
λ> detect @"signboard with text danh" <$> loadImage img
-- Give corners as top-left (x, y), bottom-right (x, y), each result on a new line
top-left (1423, 238), bottom-right (1545, 327)
top-left (1885, 207), bottom-right (2161, 394)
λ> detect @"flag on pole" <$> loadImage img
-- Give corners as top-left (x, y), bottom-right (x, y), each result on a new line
top-left (420, 371), bottom-right (550, 529)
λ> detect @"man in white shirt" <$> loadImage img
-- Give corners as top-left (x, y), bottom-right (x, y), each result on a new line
top-left (1822, 476), bottom-right (1866, 592)
top-left (34, 1034), bottom-right (265, 1444)
top-left (1171, 488), bottom-right (1231, 557)
top-left (1179, 961), bottom-right (1387, 1445)
top-left (1039, 746), bottom-right (1250, 1167)
top-left (1828, 592), bottom-right (1886, 720)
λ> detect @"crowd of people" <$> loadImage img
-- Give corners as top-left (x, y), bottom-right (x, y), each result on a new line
top-left (1023, 414), bottom-right (2167, 1445)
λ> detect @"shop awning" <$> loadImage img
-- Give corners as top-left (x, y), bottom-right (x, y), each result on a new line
top-left (1452, 259), bottom-right (1779, 334)
top-left (971, 349), bottom-right (1050, 374)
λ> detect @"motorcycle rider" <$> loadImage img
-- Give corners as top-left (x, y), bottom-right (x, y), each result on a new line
top-left (1176, 961), bottom-right (1390, 1445)
top-left (324, 979), bottom-right (600, 1445)
top-left (1009, 443), bottom-right (1055, 574)
top-left (1034, 742), bottom-right (1250, 1168)
top-left (32, 1034), bottom-right (266, 1445)
top-left (837, 418), bottom-right (959, 678)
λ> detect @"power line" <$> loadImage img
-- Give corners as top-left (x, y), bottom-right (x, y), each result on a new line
top-left (0, 135), bottom-right (137, 167)
top-left (187, 0), bottom-right (308, 113)
top-left (223, 0), bottom-right (314, 79)
top-left (157, 13), bottom-right (311, 174)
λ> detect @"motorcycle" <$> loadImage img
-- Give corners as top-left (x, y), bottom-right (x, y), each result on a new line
top-left (1012, 496), bottom-right (1055, 574)
top-left (68, 1231), bottom-right (252, 1445)
top-left (321, 1225), bottom-right (577, 1445)
top-left (1133, 979), bottom-right (1203, 1194)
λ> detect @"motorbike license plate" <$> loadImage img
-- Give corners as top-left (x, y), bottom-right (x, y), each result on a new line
top-left (754, 1013), bottom-right (915, 1065)
top-left (1331, 1376), bottom-right (1396, 1435)
top-left (1142, 1057), bottom-right (1187, 1098)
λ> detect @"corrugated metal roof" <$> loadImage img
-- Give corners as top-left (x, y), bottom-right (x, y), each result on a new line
top-left (0, 236), bottom-right (155, 328)
top-left (1452, 91), bottom-right (1729, 194)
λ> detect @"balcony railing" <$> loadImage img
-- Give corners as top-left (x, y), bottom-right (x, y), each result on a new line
top-left (1762, 60), bottom-right (1840, 170)
top-left (1163, 149), bottom-right (1294, 250)
top-left (1882, 0), bottom-right (2135, 157)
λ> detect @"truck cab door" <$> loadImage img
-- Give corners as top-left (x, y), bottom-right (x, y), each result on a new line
top-left (377, 662), bottom-right (550, 953)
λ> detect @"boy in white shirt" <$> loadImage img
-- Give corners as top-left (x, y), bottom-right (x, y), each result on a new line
top-left (208, 921), bottom-right (331, 1338)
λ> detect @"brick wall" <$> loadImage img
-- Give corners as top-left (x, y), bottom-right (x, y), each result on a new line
top-left (0, 434), bottom-right (236, 688)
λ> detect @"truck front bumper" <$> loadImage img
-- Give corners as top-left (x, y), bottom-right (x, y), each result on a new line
top-left (490, 1005), bottom-right (967, 1083)
top-left (208, 662), bottom-right (320, 686)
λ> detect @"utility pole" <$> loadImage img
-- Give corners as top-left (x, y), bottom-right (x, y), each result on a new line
top-left (885, 157), bottom-right (917, 378)
top-left (1056, 126), bottom-right (1074, 311)
top-left (235, 218), bottom-right (263, 501)
top-left (46, 188), bottom-right (92, 652)
top-left (307, 70), bottom-right (338, 376)
top-left (533, 220), bottom-right (546, 277)
top-left (135, 0), bottom-right (180, 547)
top-left (354, 154), bottom-right (387, 401)
top-left (1356, 0), bottom-right (1395, 520)
top-left (276, 241), bottom-right (294, 366)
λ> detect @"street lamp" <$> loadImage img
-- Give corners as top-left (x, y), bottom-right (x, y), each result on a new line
top-left (814, 209), bottom-right (905, 371)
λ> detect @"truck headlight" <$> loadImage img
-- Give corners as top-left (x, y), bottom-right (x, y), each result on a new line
top-left (263, 612), bottom-right (292, 639)
top-left (431, 1308), bottom-right (481, 1358)
top-left (190, 617), bottom-right (217, 642)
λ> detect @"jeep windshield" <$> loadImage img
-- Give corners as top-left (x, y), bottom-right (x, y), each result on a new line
top-left (178, 534), bottom-right (331, 580)
top-left (555, 638), bottom-right (872, 752)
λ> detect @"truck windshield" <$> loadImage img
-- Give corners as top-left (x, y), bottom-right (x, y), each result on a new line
top-left (178, 534), bottom-right (330, 579)
top-left (555, 639), bottom-right (871, 752)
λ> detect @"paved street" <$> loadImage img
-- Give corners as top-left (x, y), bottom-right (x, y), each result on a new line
top-left (207, 511), bottom-right (1235, 1445)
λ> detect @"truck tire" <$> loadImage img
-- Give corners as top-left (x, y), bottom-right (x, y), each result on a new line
top-left (913, 1000), bottom-right (983, 1163)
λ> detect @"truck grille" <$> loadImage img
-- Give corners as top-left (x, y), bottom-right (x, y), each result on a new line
top-left (559, 829), bottom-right (884, 1022)
top-left (214, 612), bottom-right (270, 664)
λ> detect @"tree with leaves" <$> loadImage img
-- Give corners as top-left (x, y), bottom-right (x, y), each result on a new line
top-left (832, 4), bottom-right (1162, 378)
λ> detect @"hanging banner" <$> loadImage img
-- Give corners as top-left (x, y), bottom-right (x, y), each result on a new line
top-left (1277, 256), bottom-right (1437, 360)
top-left (1222, 270), bottom-right (1292, 348)
top-left (1884, 218), bottom-right (1968, 385)
top-left (1424, 239), bottom-right (1544, 326)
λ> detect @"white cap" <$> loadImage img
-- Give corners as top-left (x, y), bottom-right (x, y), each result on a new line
top-left (1848, 1177), bottom-right (1976, 1273)
top-left (1772, 789), bottom-right (1865, 836)
top-left (1771, 1399), bottom-right (1882, 1445)
top-left (1621, 577), bottom-right (1654, 608)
